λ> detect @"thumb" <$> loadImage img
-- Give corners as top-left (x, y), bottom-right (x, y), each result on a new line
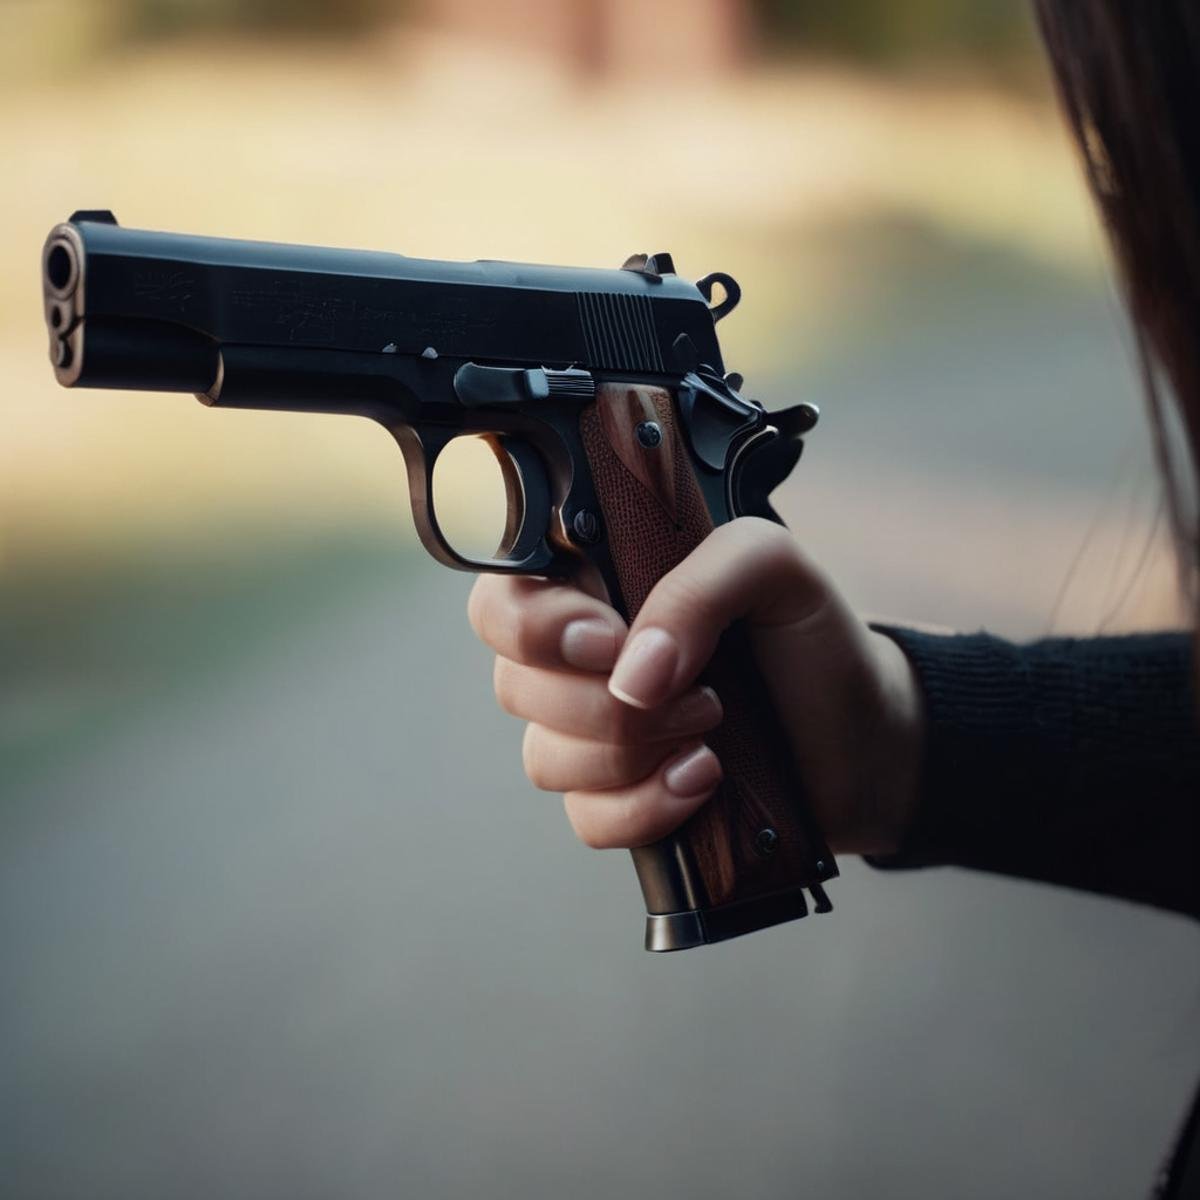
top-left (606, 517), bottom-right (837, 710)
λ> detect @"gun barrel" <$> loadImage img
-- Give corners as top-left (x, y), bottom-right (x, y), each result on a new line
top-left (43, 227), bottom-right (83, 379)
top-left (42, 212), bottom-right (726, 412)
top-left (43, 223), bottom-right (217, 393)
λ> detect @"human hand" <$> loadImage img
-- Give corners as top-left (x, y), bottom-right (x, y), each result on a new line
top-left (468, 517), bottom-right (924, 857)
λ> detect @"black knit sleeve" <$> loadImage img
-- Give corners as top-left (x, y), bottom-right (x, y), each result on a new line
top-left (867, 628), bottom-right (1200, 920)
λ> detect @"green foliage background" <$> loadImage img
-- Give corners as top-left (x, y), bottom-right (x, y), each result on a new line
top-left (119, 0), bottom-right (406, 37)
top-left (759, 0), bottom-right (1035, 61)
top-left (112, 0), bottom-right (1036, 61)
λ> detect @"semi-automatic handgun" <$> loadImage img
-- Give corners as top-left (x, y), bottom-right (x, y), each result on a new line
top-left (41, 209), bottom-right (837, 951)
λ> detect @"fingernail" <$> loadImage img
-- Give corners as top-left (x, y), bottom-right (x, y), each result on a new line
top-left (561, 619), bottom-right (618, 670)
top-left (664, 686), bottom-right (723, 734)
top-left (608, 627), bottom-right (679, 709)
top-left (663, 745), bottom-right (723, 798)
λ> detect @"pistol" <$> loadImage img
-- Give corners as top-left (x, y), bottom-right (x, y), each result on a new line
top-left (41, 209), bottom-right (837, 951)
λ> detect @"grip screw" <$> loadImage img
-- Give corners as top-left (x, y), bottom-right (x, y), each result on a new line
top-left (571, 509), bottom-right (602, 545)
top-left (755, 827), bottom-right (779, 857)
top-left (635, 420), bottom-right (663, 448)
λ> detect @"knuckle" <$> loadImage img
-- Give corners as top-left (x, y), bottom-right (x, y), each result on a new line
top-left (613, 789), bottom-right (671, 848)
top-left (508, 604), bottom-right (542, 666)
top-left (727, 513), bottom-right (785, 544)
top-left (465, 578), bottom-right (487, 638)
top-left (564, 786), bottom-right (671, 851)
top-left (466, 574), bottom-right (504, 642)
top-left (559, 796), bottom-right (597, 854)
top-left (723, 515), bottom-right (795, 566)
top-left (576, 827), bottom-right (612, 851)
top-left (521, 724), bottom-right (552, 790)
top-left (564, 794), bottom-right (612, 849)
top-left (600, 740), bottom-right (632, 780)
top-left (755, 526), bottom-right (804, 577)
top-left (721, 517), bottom-right (790, 573)
top-left (492, 656), bottom-right (521, 715)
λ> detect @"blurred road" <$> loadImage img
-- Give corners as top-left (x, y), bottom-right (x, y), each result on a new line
top-left (4, 550), bottom-right (1199, 1200)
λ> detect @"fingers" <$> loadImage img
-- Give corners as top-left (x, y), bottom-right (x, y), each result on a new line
top-left (470, 520), bottom-right (839, 853)
top-left (468, 574), bottom-right (627, 671)
top-left (522, 724), bottom-right (690, 793)
top-left (607, 517), bottom-right (836, 710)
top-left (493, 658), bottom-right (723, 743)
top-left (563, 744), bottom-right (723, 849)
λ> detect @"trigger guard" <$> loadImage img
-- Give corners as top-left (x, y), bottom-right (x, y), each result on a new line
top-left (394, 425), bottom-right (559, 576)
top-left (482, 433), bottom-right (526, 557)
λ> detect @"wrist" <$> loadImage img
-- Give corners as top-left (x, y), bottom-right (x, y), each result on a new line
top-left (825, 629), bottom-right (925, 858)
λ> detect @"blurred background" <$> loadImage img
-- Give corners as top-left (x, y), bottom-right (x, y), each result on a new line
top-left (3, 2), bottom-right (1199, 1198)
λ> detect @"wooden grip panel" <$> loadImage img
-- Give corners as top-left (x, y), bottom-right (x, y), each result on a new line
top-left (579, 383), bottom-right (832, 914)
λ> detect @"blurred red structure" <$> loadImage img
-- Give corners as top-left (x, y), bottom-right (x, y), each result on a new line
top-left (424, 0), bottom-right (752, 75)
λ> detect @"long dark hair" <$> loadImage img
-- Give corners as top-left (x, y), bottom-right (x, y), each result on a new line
top-left (1034, 3), bottom-right (1200, 615)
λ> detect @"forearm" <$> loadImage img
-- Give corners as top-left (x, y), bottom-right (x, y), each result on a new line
top-left (869, 628), bottom-right (1200, 920)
